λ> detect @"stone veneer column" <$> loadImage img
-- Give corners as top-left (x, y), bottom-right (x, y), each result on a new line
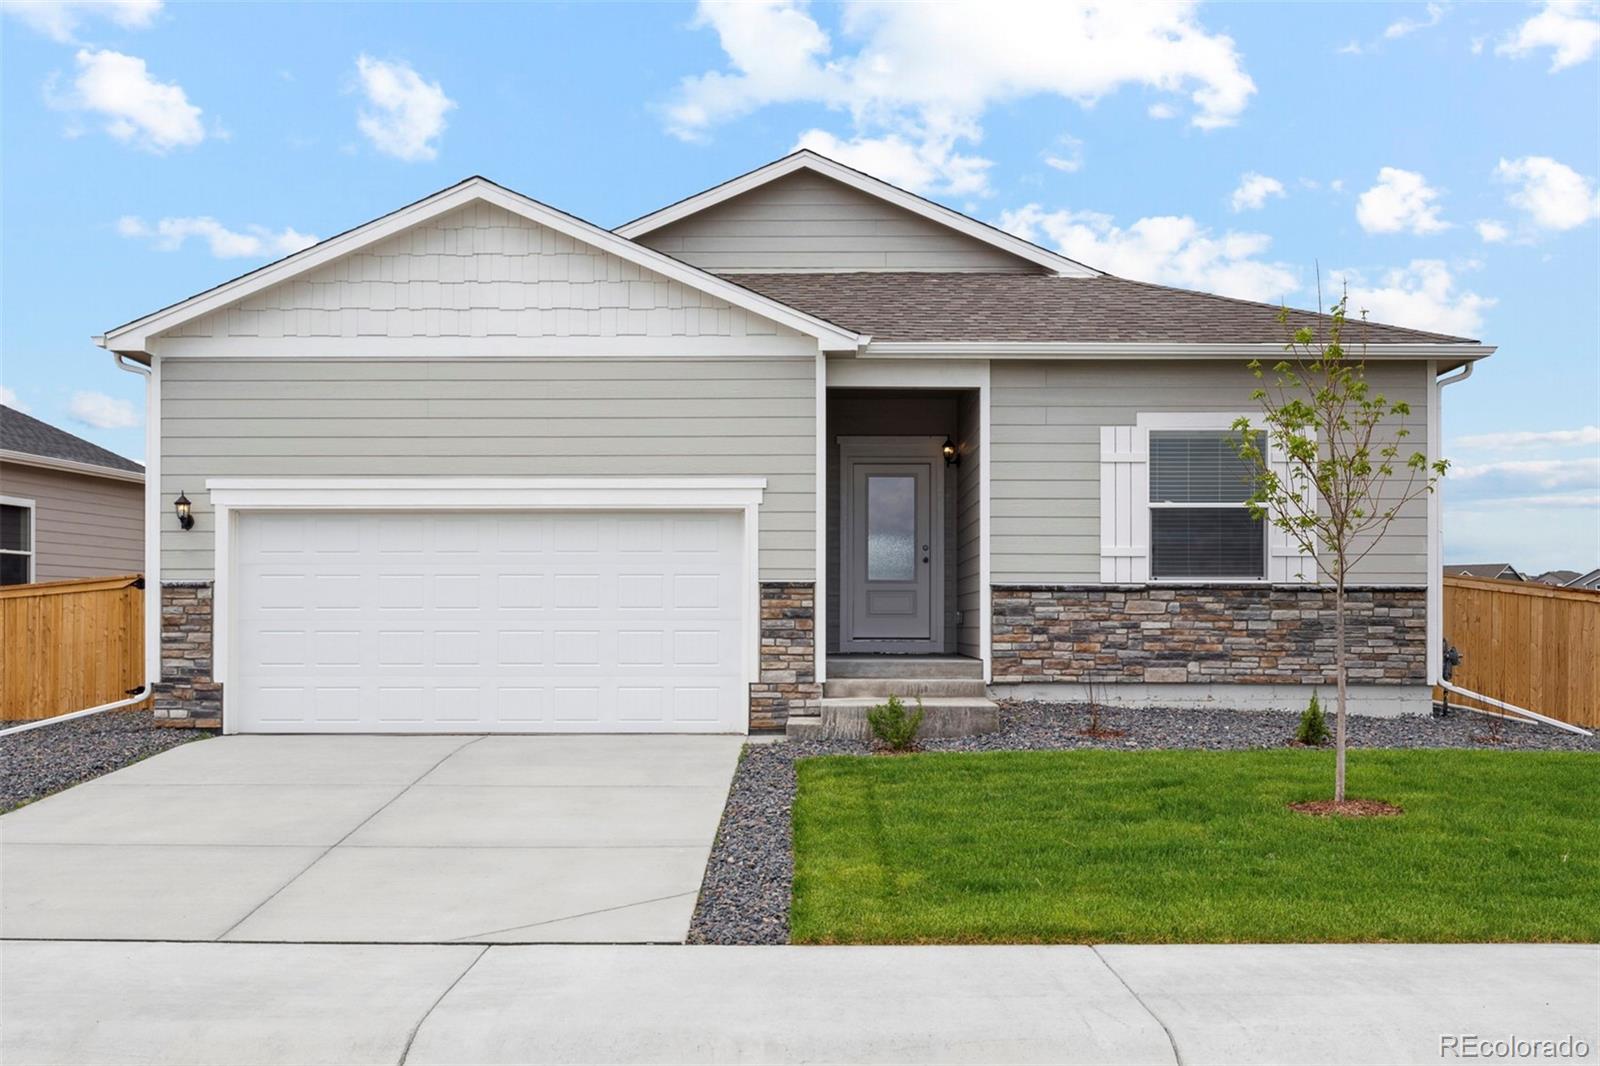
top-left (154, 581), bottom-right (223, 727)
top-left (748, 581), bottom-right (820, 732)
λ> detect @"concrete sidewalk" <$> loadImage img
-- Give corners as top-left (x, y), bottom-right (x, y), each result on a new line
top-left (3, 942), bottom-right (1594, 1065)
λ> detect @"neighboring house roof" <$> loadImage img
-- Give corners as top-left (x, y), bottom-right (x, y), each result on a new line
top-left (1444, 563), bottom-right (1524, 580)
top-left (1532, 569), bottom-right (1581, 586)
top-left (615, 149), bottom-right (1100, 278)
top-left (0, 405), bottom-right (143, 480)
top-left (96, 176), bottom-right (866, 355)
top-left (1565, 568), bottom-right (1600, 590)
top-left (731, 272), bottom-right (1480, 346)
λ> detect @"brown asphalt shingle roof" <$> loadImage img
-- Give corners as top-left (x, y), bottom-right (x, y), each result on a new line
top-left (1, 405), bottom-right (144, 474)
top-left (728, 272), bottom-right (1478, 345)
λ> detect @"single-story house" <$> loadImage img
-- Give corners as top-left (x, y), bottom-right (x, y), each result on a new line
top-left (1444, 563), bottom-right (1525, 581)
top-left (0, 405), bottom-right (144, 585)
top-left (94, 151), bottom-right (1492, 734)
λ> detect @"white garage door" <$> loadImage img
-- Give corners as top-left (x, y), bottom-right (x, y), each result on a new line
top-left (232, 511), bottom-right (747, 733)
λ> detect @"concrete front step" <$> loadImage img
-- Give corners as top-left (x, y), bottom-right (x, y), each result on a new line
top-left (789, 696), bottom-right (1001, 740)
top-left (826, 656), bottom-right (984, 680)
top-left (823, 677), bottom-right (989, 698)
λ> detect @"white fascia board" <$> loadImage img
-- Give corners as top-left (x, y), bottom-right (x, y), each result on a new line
top-left (97, 178), bottom-right (864, 355)
top-left (0, 449), bottom-right (144, 483)
top-left (615, 150), bottom-right (1100, 279)
top-left (860, 341), bottom-right (1498, 360)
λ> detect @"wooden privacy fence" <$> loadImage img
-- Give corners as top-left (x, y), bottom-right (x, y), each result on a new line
top-left (0, 575), bottom-right (149, 722)
top-left (1439, 575), bottom-right (1600, 729)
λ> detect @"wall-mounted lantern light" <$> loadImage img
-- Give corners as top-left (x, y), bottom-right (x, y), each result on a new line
top-left (174, 490), bottom-right (194, 531)
top-left (941, 437), bottom-right (960, 467)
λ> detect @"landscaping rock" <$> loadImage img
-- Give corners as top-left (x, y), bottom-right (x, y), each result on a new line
top-left (0, 711), bottom-right (214, 812)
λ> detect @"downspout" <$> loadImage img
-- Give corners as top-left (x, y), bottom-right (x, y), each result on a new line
top-left (1427, 360), bottom-right (1474, 688)
top-left (0, 353), bottom-right (156, 738)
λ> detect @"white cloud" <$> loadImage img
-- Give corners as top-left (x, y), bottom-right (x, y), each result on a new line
top-left (1497, 0), bottom-right (1600, 71)
top-left (56, 48), bottom-right (204, 152)
top-left (1000, 205), bottom-right (1298, 302)
top-left (1230, 171), bottom-right (1285, 212)
top-left (1475, 219), bottom-right (1511, 242)
top-left (667, 0), bottom-right (1255, 195)
top-left (118, 215), bottom-right (318, 258)
top-left (1384, 2), bottom-right (1444, 39)
top-left (1355, 167), bottom-right (1450, 234)
top-left (1329, 259), bottom-right (1495, 337)
top-left (2, 0), bottom-right (160, 43)
top-left (1452, 457), bottom-right (1599, 490)
top-left (1043, 134), bottom-right (1084, 174)
top-left (1493, 155), bottom-right (1600, 230)
top-left (354, 55), bottom-right (455, 162)
top-left (68, 391), bottom-right (141, 430)
top-left (0, 385), bottom-right (28, 412)
top-left (793, 128), bottom-right (991, 196)
top-left (1147, 102), bottom-right (1178, 119)
top-left (1455, 426), bottom-right (1600, 450)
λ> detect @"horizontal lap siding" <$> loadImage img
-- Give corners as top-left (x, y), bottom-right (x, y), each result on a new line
top-left (991, 359), bottom-right (1431, 585)
top-left (0, 462), bottom-right (143, 581)
top-left (637, 171), bottom-right (1042, 274)
top-left (160, 357), bottom-right (816, 581)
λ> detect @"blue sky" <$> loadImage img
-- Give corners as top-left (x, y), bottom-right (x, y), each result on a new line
top-left (2, 0), bottom-right (1597, 572)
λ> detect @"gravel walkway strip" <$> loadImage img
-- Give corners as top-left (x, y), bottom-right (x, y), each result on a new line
top-left (0, 711), bottom-right (214, 812)
top-left (687, 702), bottom-right (1599, 945)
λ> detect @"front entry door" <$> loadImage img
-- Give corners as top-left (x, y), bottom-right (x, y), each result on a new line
top-left (841, 441), bottom-right (943, 652)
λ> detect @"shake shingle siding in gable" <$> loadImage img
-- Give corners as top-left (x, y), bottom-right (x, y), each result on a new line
top-left (159, 357), bottom-right (817, 581)
top-left (634, 171), bottom-right (1046, 275)
top-left (166, 202), bottom-right (805, 343)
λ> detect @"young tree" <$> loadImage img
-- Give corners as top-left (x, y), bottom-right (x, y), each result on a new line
top-left (1234, 292), bottom-right (1447, 803)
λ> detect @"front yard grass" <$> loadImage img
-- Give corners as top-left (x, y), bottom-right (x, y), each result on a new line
top-left (790, 748), bottom-right (1599, 944)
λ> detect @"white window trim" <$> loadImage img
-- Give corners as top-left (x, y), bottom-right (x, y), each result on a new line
top-left (0, 495), bottom-right (37, 585)
top-left (204, 477), bottom-right (766, 735)
top-left (1132, 412), bottom-right (1316, 586)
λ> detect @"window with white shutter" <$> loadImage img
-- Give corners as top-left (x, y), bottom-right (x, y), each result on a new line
top-left (1098, 414), bottom-right (1317, 584)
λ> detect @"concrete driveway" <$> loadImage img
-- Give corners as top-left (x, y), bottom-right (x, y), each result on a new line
top-left (0, 734), bottom-right (743, 943)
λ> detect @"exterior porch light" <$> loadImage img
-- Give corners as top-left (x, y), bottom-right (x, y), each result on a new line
top-left (942, 437), bottom-right (960, 467)
top-left (174, 490), bottom-right (194, 531)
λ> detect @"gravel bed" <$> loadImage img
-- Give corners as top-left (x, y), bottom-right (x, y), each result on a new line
top-left (687, 701), bottom-right (1598, 944)
top-left (0, 711), bottom-right (214, 812)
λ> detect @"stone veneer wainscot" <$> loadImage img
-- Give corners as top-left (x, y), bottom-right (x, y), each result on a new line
top-left (991, 584), bottom-right (1426, 685)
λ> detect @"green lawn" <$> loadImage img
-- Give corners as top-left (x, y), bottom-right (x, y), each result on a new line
top-left (790, 748), bottom-right (1600, 944)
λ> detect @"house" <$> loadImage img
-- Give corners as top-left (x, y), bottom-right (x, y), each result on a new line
top-left (1565, 568), bottom-right (1600, 591)
top-left (0, 405), bottom-right (144, 585)
top-left (1531, 569), bottom-right (1581, 586)
top-left (1444, 563), bottom-right (1525, 581)
top-left (93, 151), bottom-right (1492, 735)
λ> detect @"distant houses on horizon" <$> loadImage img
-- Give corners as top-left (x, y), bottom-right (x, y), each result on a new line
top-left (1444, 562), bottom-right (1600, 590)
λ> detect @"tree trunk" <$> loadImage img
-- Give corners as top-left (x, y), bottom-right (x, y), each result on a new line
top-left (1334, 577), bottom-right (1348, 803)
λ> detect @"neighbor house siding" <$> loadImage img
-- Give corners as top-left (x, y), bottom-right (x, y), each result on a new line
top-left (634, 171), bottom-right (1044, 274)
top-left (990, 359), bottom-right (1431, 585)
top-left (164, 201), bottom-right (806, 344)
top-left (159, 357), bottom-right (816, 581)
top-left (0, 461), bottom-right (143, 582)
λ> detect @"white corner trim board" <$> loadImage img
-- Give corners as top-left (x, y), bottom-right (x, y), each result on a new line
top-left (206, 477), bottom-right (766, 734)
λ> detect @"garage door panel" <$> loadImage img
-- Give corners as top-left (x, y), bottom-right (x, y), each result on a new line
top-left (232, 511), bottom-right (746, 733)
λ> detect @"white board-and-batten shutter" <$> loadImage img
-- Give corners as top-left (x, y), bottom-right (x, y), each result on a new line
top-left (1265, 432), bottom-right (1319, 583)
top-left (1099, 425), bottom-right (1149, 581)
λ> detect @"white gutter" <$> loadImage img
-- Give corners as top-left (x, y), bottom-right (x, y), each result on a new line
top-left (4, 353), bottom-right (162, 738)
top-left (1439, 680), bottom-right (1592, 737)
top-left (859, 341), bottom-right (1497, 361)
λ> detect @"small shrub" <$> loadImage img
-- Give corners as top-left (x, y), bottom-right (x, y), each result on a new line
top-left (868, 693), bottom-right (925, 751)
top-left (1295, 691), bottom-right (1331, 746)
